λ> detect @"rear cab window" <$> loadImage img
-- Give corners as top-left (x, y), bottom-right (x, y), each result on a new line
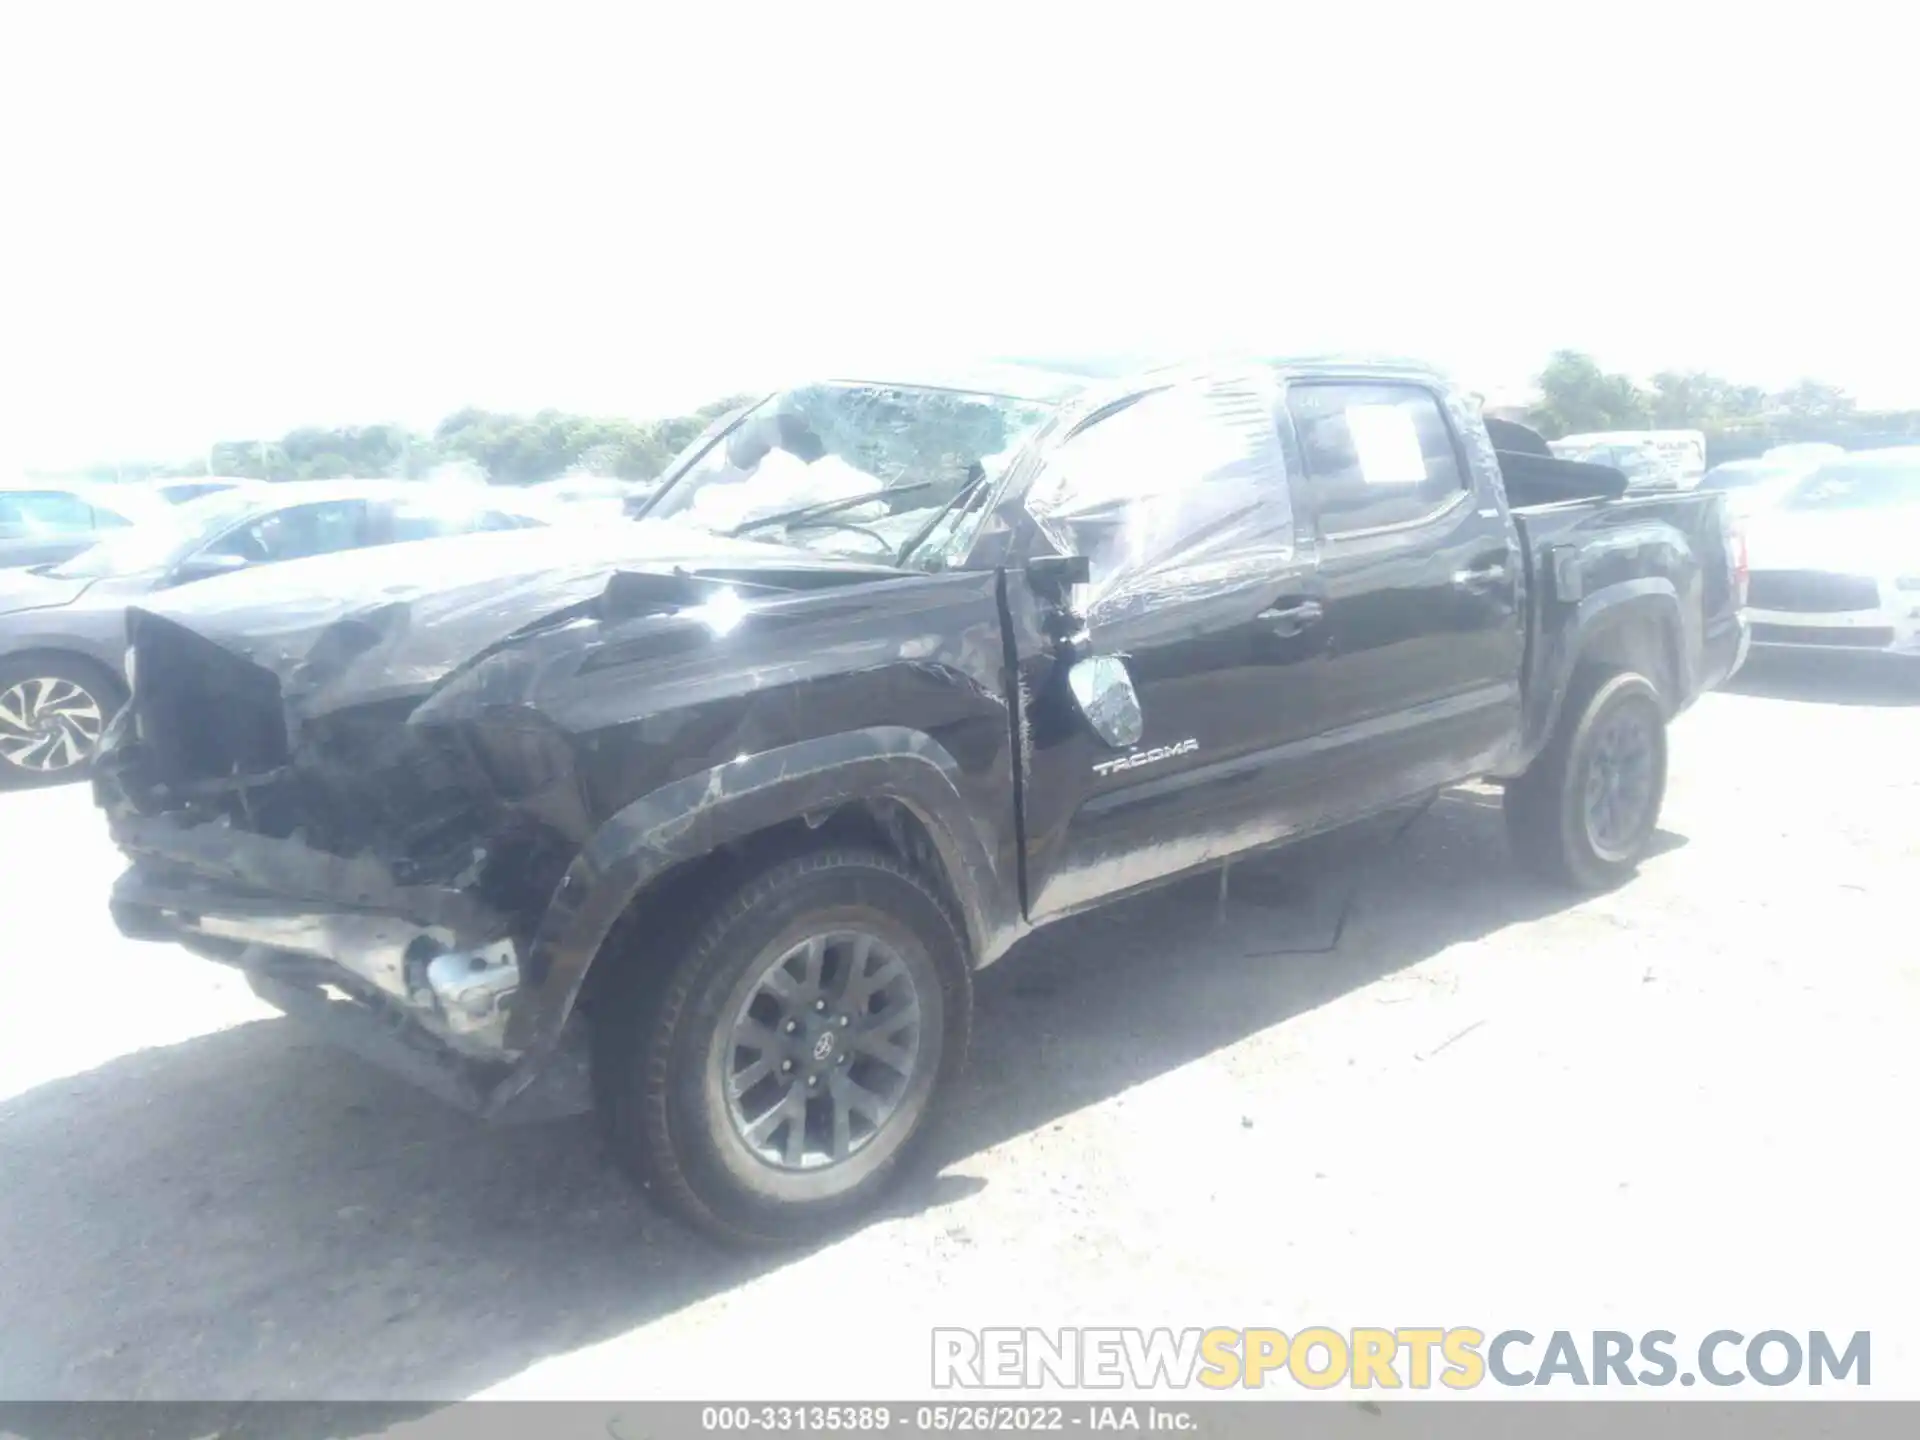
top-left (1285, 382), bottom-right (1468, 537)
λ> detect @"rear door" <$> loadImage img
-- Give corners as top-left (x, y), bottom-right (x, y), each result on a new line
top-left (1279, 378), bottom-right (1524, 796)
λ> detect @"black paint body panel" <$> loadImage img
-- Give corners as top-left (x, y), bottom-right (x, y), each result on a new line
top-left (92, 363), bottom-right (1747, 1117)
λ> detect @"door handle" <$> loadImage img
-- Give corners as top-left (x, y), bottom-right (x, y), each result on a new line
top-left (1258, 598), bottom-right (1324, 636)
top-left (1451, 560), bottom-right (1510, 593)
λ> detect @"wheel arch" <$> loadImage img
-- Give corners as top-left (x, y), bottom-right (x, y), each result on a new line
top-left (1529, 581), bottom-right (1686, 760)
top-left (0, 645), bottom-right (127, 697)
top-left (485, 726), bottom-right (1018, 1112)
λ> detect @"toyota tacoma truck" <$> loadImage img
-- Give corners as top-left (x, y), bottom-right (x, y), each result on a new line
top-left (93, 360), bottom-right (1749, 1244)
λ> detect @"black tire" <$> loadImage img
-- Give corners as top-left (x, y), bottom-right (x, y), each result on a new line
top-left (0, 653), bottom-right (125, 789)
top-left (1504, 667), bottom-right (1668, 891)
top-left (592, 847), bottom-right (972, 1246)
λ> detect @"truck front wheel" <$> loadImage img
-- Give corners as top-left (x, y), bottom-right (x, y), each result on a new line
top-left (593, 847), bottom-right (972, 1246)
top-left (1504, 668), bottom-right (1669, 891)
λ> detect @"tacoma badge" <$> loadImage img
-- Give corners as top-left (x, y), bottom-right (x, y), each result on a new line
top-left (1091, 737), bottom-right (1199, 777)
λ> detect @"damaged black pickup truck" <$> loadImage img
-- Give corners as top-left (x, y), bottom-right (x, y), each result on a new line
top-left (95, 360), bottom-right (1749, 1244)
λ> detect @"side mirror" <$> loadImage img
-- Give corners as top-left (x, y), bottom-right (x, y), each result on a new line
top-left (1067, 655), bottom-right (1144, 749)
top-left (1026, 552), bottom-right (1090, 602)
top-left (1027, 553), bottom-right (1092, 654)
top-left (170, 550), bottom-right (252, 585)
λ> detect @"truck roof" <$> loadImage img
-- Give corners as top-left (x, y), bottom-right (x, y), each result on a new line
top-left (814, 366), bottom-right (1095, 404)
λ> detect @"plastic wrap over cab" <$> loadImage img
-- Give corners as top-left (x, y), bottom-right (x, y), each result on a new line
top-left (1020, 365), bottom-right (1296, 639)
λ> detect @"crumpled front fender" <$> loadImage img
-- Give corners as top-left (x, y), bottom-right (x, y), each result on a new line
top-left (490, 725), bottom-right (1021, 1110)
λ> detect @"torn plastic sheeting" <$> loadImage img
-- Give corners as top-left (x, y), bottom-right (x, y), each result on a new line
top-left (1021, 367), bottom-right (1296, 634)
top-left (1441, 378), bottom-right (1503, 516)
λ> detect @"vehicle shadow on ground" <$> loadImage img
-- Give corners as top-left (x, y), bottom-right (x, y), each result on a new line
top-left (0, 794), bottom-right (1591, 1410)
top-left (1724, 649), bottom-right (1920, 707)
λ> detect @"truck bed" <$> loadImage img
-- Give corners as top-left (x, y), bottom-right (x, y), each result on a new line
top-left (1502, 478), bottom-right (1744, 770)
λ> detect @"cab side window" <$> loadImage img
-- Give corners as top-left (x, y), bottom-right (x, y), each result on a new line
top-left (204, 500), bottom-right (369, 564)
top-left (1286, 383), bottom-right (1466, 536)
top-left (382, 499), bottom-right (539, 543)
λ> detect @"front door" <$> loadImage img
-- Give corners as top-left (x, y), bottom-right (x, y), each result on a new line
top-left (1001, 373), bottom-right (1334, 924)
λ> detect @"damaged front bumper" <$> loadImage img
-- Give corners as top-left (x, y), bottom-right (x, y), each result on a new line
top-left (91, 600), bottom-right (603, 1121)
top-left (104, 809), bottom-right (592, 1122)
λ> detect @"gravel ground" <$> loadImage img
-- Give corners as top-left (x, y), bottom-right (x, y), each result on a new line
top-left (2, 649), bottom-right (1916, 1409)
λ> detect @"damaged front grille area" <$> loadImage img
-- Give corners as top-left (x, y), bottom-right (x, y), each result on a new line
top-left (110, 612), bottom-right (578, 915)
top-left (128, 610), bottom-right (291, 783)
top-left (101, 607), bottom-right (594, 1081)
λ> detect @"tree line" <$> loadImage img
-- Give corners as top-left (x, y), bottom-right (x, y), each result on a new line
top-left (59, 395), bottom-right (758, 488)
top-left (43, 352), bottom-right (1920, 487)
top-left (1520, 351), bottom-right (1920, 459)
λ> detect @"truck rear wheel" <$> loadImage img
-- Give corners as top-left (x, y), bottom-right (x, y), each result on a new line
top-left (593, 847), bottom-right (972, 1246)
top-left (1504, 668), bottom-right (1668, 891)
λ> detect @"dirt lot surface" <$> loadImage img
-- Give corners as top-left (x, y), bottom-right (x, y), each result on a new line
top-left (3, 651), bottom-right (1916, 1406)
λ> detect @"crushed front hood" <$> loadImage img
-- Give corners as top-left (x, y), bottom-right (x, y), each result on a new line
top-left (134, 519), bottom-right (903, 720)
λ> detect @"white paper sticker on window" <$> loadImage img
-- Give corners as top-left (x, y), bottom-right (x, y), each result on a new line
top-left (1346, 404), bottom-right (1427, 486)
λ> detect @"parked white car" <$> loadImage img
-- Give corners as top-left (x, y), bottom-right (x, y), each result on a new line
top-left (1698, 452), bottom-right (1834, 521)
top-left (527, 475), bottom-right (646, 525)
top-left (1762, 442), bottom-right (1846, 466)
top-left (1743, 448), bottom-right (1920, 660)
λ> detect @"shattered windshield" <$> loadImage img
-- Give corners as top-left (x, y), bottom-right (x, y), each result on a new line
top-left (645, 382), bottom-right (1055, 565)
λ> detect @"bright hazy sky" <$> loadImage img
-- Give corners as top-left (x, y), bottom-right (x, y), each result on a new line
top-left (7, 2), bottom-right (1915, 469)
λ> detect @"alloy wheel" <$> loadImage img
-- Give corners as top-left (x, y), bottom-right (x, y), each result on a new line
top-left (0, 677), bottom-right (105, 774)
top-left (1583, 703), bottom-right (1657, 859)
top-left (720, 930), bottom-right (924, 1171)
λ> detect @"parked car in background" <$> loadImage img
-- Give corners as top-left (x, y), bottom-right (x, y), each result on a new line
top-left (145, 476), bottom-right (249, 505)
top-left (0, 481), bottom-right (172, 571)
top-left (530, 474), bottom-right (655, 525)
top-left (1762, 443), bottom-right (1846, 466)
top-left (618, 477), bottom-right (666, 518)
top-left (0, 479), bottom-right (551, 783)
top-left (1743, 447), bottom-right (1920, 661)
top-left (1698, 452), bottom-right (1835, 521)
